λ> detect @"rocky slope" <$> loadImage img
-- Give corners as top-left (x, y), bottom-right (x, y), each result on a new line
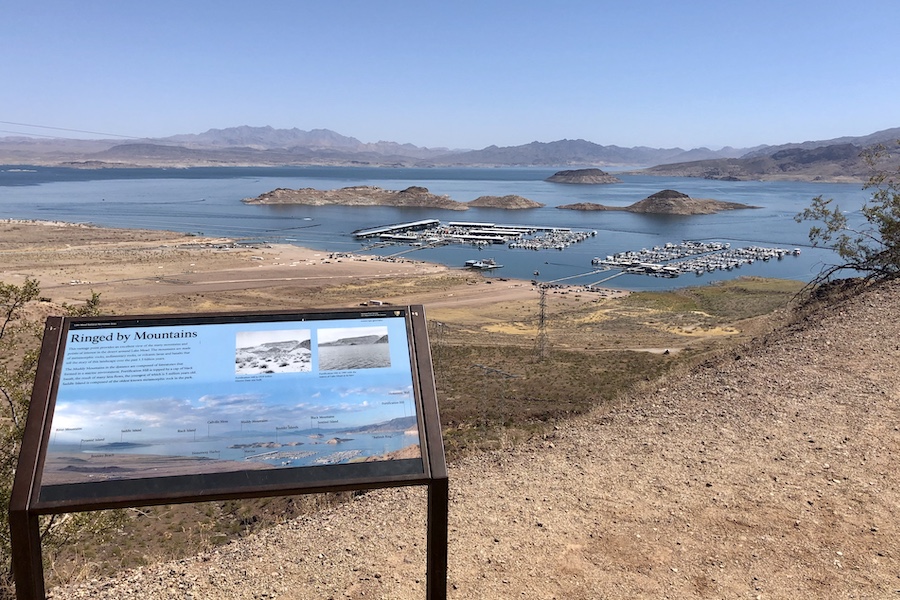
top-left (50, 280), bottom-right (900, 599)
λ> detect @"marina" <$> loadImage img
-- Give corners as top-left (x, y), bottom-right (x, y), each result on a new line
top-left (592, 241), bottom-right (802, 278)
top-left (352, 220), bottom-right (804, 281)
top-left (353, 220), bottom-right (597, 251)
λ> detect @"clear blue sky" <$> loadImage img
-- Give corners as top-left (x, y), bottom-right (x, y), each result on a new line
top-left (2, 0), bottom-right (897, 150)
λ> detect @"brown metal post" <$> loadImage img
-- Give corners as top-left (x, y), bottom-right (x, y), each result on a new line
top-left (412, 305), bottom-right (449, 600)
top-left (9, 511), bottom-right (45, 600)
top-left (426, 477), bottom-right (449, 600)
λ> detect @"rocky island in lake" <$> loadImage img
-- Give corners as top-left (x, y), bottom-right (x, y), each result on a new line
top-left (465, 194), bottom-right (543, 209)
top-left (545, 168), bottom-right (622, 184)
top-left (243, 186), bottom-right (543, 210)
top-left (558, 189), bottom-right (757, 215)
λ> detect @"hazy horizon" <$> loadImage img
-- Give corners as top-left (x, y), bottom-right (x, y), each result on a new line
top-left (3, 1), bottom-right (897, 150)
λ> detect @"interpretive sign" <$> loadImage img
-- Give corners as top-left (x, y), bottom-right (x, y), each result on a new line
top-left (40, 309), bottom-right (429, 505)
top-left (10, 306), bottom-right (447, 600)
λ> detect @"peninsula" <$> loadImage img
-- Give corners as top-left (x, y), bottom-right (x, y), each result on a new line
top-left (558, 189), bottom-right (757, 215)
top-left (243, 186), bottom-right (544, 210)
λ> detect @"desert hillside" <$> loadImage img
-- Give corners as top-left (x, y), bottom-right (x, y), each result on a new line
top-left (50, 279), bottom-right (900, 599)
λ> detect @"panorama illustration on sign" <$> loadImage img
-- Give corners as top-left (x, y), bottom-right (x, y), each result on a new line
top-left (42, 314), bottom-right (422, 490)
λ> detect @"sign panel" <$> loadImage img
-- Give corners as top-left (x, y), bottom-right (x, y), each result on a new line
top-left (35, 308), bottom-right (432, 507)
top-left (11, 306), bottom-right (447, 600)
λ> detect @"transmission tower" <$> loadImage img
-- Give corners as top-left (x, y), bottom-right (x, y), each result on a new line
top-left (535, 285), bottom-right (549, 361)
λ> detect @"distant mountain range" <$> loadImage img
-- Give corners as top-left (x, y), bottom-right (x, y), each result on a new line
top-left (635, 129), bottom-right (900, 182)
top-left (428, 139), bottom-right (749, 167)
top-left (0, 125), bottom-right (897, 182)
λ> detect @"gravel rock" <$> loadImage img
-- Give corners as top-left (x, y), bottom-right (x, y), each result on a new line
top-left (50, 280), bottom-right (900, 599)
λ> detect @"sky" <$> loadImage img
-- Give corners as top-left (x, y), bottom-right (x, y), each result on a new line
top-left (2, 0), bottom-right (897, 150)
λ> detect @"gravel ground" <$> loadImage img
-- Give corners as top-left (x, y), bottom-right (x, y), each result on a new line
top-left (49, 280), bottom-right (900, 599)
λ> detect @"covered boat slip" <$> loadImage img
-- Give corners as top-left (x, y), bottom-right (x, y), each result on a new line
top-left (354, 219), bottom-right (594, 251)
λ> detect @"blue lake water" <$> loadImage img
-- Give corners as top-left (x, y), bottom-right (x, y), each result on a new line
top-left (0, 165), bottom-right (871, 290)
top-left (52, 430), bottom-right (418, 468)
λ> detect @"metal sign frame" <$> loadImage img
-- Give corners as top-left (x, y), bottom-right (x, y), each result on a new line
top-left (10, 306), bottom-right (447, 600)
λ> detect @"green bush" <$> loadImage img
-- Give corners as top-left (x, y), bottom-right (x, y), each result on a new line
top-left (0, 279), bottom-right (119, 598)
top-left (796, 141), bottom-right (900, 283)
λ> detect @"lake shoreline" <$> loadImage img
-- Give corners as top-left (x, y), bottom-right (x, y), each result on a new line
top-left (0, 166), bottom-right (852, 289)
top-left (1, 219), bottom-right (630, 317)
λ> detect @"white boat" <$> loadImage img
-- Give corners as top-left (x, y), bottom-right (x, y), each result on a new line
top-left (464, 258), bottom-right (502, 269)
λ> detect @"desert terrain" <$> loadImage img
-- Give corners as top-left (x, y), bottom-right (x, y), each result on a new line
top-left (3, 220), bottom-right (898, 599)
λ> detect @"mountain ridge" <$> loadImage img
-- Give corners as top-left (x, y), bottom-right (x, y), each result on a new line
top-left (1, 125), bottom-right (897, 180)
top-left (632, 141), bottom-right (896, 182)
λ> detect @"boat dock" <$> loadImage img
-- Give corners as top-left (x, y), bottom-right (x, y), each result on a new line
top-left (592, 241), bottom-right (801, 278)
top-left (352, 219), bottom-right (440, 239)
top-left (353, 219), bottom-right (595, 251)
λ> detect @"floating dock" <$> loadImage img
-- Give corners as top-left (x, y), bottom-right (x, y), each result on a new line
top-left (354, 219), bottom-right (593, 251)
top-left (353, 219), bottom-right (440, 239)
top-left (592, 241), bottom-right (802, 278)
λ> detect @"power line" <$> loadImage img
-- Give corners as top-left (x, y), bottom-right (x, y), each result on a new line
top-left (0, 129), bottom-right (73, 139)
top-left (0, 120), bottom-right (140, 139)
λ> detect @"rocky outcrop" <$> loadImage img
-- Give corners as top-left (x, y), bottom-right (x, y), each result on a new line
top-left (244, 187), bottom-right (543, 210)
top-left (467, 195), bottom-right (544, 209)
top-left (545, 168), bottom-right (622, 184)
top-left (558, 189), bottom-right (756, 215)
top-left (556, 202), bottom-right (616, 211)
top-left (243, 185), bottom-right (469, 210)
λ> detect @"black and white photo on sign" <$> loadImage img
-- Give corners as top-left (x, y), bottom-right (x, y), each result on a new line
top-left (235, 329), bottom-right (312, 374)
